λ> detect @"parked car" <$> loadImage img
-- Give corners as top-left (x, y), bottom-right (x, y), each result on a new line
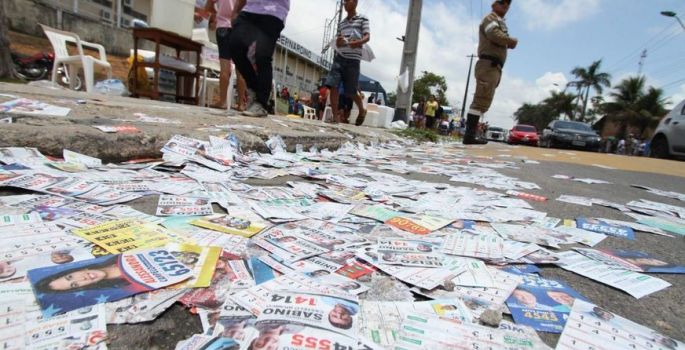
top-left (650, 98), bottom-right (685, 159)
top-left (486, 126), bottom-right (506, 142)
top-left (507, 124), bottom-right (538, 146)
top-left (540, 120), bottom-right (601, 151)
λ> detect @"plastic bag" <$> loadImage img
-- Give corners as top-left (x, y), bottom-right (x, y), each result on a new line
top-left (398, 66), bottom-right (410, 93)
top-left (94, 79), bottom-right (129, 96)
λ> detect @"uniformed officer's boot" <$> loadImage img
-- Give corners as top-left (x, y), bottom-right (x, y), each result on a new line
top-left (463, 114), bottom-right (488, 145)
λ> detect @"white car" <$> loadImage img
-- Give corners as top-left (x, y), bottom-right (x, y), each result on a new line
top-left (486, 127), bottom-right (506, 142)
top-left (650, 99), bottom-right (685, 159)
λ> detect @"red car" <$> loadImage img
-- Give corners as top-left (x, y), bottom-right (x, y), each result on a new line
top-left (508, 124), bottom-right (539, 146)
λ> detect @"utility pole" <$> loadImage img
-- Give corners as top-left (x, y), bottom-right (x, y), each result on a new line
top-left (393, 0), bottom-right (423, 122)
top-left (460, 54), bottom-right (476, 120)
top-left (638, 49), bottom-right (647, 75)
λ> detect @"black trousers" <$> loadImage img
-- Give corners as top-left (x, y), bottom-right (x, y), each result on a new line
top-left (229, 12), bottom-right (284, 107)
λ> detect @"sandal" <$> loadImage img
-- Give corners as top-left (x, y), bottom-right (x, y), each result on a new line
top-left (355, 109), bottom-right (367, 126)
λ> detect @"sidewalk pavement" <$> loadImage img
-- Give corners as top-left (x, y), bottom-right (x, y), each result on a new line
top-left (0, 83), bottom-right (399, 162)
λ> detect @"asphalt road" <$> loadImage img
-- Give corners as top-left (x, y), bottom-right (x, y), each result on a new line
top-left (2, 141), bottom-right (684, 349)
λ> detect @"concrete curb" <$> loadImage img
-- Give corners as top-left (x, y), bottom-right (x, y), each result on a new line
top-left (0, 83), bottom-right (402, 162)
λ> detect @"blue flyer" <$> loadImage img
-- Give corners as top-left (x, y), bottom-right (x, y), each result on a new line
top-left (575, 217), bottom-right (635, 240)
top-left (505, 274), bottom-right (587, 333)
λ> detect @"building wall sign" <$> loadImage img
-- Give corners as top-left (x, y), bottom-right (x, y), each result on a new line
top-left (277, 35), bottom-right (331, 70)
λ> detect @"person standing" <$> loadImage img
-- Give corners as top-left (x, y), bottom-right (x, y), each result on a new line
top-left (424, 95), bottom-right (438, 129)
top-left (325, 0), bottom-right (370, 125)
top-left (464, 0), bottom-right (518, 144)
top-left (229, 0), bottom-right (290, 117)
top-left (414, 96), bottom-right (426, 129)
top-left (204, 0), bottom-right (247, 111)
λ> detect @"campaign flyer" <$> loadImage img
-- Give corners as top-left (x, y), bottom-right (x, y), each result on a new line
top-left (556, 300), bottom-right (684, 350)
top-left (505, 274), bottom-right (587, 333)
top-left (72, 219), bottom-right (172, 254)
top-left (192, 212), bottom-right (267, 238)
top-left (576, 248), bottom-right (685, 274)
top-left (256, 292), bottom-right (359, 338)
top-left (575, 217), bottom-right (635, 240)
top-left (27, 249), bottom-right (192, 316)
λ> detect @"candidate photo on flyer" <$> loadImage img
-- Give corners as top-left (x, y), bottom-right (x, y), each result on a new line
top-left (28, 250), bottom-right (192, 316)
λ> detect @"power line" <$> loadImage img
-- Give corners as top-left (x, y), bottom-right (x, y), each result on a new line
top-left (661, 77), bottom-right (685, 89)
top-left (604, 22), bottom-right (678, 73)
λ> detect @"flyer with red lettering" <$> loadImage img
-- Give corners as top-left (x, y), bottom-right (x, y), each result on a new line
top-left (27, 249), bottom-right (193, 316)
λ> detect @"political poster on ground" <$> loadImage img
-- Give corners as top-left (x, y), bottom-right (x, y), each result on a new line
top-left (575, 217), bottom-right (635, 240)
top-left (505, 274), bottom-right (587, 333)
top-left (27, 249), bottom-right (192, 316)
top-left (556, 299), bottom-right (684, 350)
top-left (72, 219), bottom-right (172, 254)
top-left (0, 282), bottom-right (108, 349)
top-left (156, 195), bottom-right (213, 216)
top-left (575, 248), bottom-right (685, 274)
top-left (256, 292), bottom-right (359, 338)
top-left (555, 251), bottom-right (671, 299)
top-left (192, 212), bottom-right (268, 238)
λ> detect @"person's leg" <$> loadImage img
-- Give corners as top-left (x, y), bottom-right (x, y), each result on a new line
top-left (324, 58), bottom-right (343, 123)
top-left (236, 71), bottom-right (247, 111)
top-left (213, 27), bottom-right (233, 109)
top-left (213, 58), bottom-right (231, 108)
top-left (229, 14), bottom-right (259, 96)
top-left (465, 60), bottom-right (500, 144)
top-left (251, 15), bottom-right (284, 110)
top-left (340, 59), bottom-right (366, 126)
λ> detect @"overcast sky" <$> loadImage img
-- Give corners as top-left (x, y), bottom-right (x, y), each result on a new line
top-left (282, 0), bottom-right (685, 129)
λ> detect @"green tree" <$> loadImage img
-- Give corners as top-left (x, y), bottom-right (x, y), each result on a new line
top-left (513, 102), bottom-right (555, 131)
top-left (543, 90), bottom-right (576, 121)
top-left (603, 76), bottom-right (669, 138)
top-left (386, 92), bottom-right (397, 107)
top-left (571, 60), bottom-right (611, 121)
top-left (412, 71), bottom-right (449, 106)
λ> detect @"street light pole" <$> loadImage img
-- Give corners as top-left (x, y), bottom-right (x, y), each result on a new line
top-left (661, 11), bottom-right (685, 31)
top-left (460, 54), bottom-right (476, 120)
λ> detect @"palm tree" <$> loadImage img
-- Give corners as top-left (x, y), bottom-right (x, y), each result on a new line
top-left (543, 91), bottom-right (576, 121)
top-left (571, 60), bottom-right (612, 121)
top-left (603, 76), bottom-right (668, 138)
top-left (635, 86), bottom-right (669, 136)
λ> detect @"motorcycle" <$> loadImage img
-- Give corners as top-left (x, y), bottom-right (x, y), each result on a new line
top-left (11, 51), bottom-right (53, 81)
top-left (12, 51), bottom-right (82, 90)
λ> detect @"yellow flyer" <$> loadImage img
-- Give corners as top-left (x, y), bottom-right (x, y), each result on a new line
top-left (191, 213), bottom-right (267, 238)
top-left (73, 219), bottom-right (172, 254)
top-left (166, 243), bottom-right (221, 288)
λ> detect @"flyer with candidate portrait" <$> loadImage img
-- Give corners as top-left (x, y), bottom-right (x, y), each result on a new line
top-left (27, 249), bottom-right (192, 316)
top-left (505, 274), bottom-right (587, 333)
top-left (257, 292), bottom-right (360, 339)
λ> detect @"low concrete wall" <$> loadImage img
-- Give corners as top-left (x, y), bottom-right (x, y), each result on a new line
top-left (6, 0), bottom-right (145, 57)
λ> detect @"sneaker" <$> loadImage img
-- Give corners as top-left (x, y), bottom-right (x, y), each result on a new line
top-left (241, 102), bottom-right (268, 118)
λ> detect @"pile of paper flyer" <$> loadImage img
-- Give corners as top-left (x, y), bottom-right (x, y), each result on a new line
top-left (0, 134), bottom-right (683, 350)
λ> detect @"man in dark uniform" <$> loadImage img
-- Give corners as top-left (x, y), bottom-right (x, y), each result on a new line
top-left (464, 0), bottom-right (518, 145)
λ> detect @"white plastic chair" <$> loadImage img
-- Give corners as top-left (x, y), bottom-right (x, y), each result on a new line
top-left (40, 24), bottom-right (112, 93)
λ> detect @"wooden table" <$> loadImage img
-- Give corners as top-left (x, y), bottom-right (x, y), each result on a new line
top-left (131, 28), bottom-right (202, 105)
